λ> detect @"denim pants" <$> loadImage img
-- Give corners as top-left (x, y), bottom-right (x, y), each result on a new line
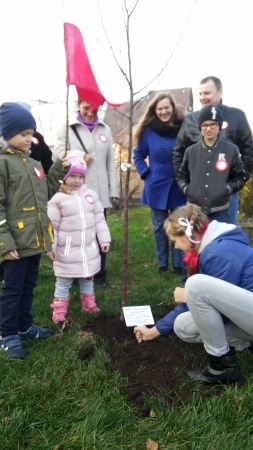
top-left (0, 254), bottom-right (41, 337)
top-left (150, 207), bottom-right (184, 269)
top-left (208, 192), bottom-right (238, 224)
top-left (174, 274), bottom-right (253, 356)
top-left (54, 277), bottom-right (94, 298)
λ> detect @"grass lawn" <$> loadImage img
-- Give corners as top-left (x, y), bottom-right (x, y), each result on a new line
top-left (1, 207), bottom-right (253, 450)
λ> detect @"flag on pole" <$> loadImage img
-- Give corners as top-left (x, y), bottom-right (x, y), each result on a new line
top-left (64, 22), bottom-right (122, 110)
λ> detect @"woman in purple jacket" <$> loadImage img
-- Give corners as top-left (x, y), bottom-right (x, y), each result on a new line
top-left (135, 203), bottom-right (253, 386)
top-left (133, 92), bottom-right (186, 275)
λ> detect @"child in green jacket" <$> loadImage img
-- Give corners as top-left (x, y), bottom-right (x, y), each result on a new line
top-left (0, 102), bottom-right (54, 359)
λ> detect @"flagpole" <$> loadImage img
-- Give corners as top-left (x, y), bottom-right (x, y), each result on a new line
top-left (64, 84), bottom-right (70, 157)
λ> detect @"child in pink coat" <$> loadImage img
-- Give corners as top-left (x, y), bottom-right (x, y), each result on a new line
top-left (47, 155), bottom-right (111, 323)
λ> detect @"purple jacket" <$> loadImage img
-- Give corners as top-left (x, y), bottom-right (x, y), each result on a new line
top-left (47, 184), bottom-right (111, 278)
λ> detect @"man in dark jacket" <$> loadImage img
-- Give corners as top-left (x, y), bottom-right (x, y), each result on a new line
top-left (173, 76), bottom-right (253, 223)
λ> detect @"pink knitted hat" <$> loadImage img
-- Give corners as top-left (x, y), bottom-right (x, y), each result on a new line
top-left (64, 155), bottom-right (87, 180)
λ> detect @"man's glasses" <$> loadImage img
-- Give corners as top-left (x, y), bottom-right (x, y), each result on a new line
top-left (200, 123), bottom-right (218, 130)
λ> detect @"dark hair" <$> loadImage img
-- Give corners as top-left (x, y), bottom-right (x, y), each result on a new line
top-left (200, 76), bottom-right (222, 91)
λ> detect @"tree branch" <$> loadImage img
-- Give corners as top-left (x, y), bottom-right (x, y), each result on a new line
top-left (129, 0), bottom-right (139, 17)
top-left (133, 0), bottom-right (198, 96)
top-left (97, 0), bottom-right (130, 86)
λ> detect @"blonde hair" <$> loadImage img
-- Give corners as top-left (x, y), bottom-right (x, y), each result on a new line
top-left (133, 91), bottom-right (186, 146)
top-left (164, 204), bottom-right (208, 238)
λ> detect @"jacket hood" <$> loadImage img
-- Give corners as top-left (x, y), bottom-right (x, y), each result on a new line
top-left (198, 220), bottom-right (241, 254)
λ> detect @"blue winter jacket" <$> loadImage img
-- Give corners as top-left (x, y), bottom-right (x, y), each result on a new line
top-left (134, 127), bottom-right (186, 210)
top-left (156, 221), bottom-right (253, 335)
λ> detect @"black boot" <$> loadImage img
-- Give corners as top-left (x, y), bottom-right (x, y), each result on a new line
top-left (187, 349), bottom-right (243, 385)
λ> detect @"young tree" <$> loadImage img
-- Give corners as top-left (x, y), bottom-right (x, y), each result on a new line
top-left (98, 0), bottom-right (197, 305)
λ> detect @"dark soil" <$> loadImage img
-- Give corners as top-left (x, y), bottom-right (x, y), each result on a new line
top-left (78, 314), bottom-right (216, 414)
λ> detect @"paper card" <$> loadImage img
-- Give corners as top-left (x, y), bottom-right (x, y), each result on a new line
top-left (122, 305), bottom-right (155, 327)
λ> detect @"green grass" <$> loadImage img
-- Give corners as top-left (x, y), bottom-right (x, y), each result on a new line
top-left (1, 207), bottom-right (253, 450)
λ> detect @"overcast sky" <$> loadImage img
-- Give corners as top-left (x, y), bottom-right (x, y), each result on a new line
top-left (1, 0), bottom-right (253, 123)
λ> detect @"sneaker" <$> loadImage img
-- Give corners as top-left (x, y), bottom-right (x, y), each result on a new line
top-left (0, 335), bottom-right (26, 359)
top-left (19, 324), bottom-right (54, 341)
top-left (187, 349), bottom-right (243, 385)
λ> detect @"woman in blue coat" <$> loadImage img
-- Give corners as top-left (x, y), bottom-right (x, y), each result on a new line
top-left (133, 92), bottom-right (186, 274)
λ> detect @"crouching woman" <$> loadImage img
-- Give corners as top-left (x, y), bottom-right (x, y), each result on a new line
top-left (164, 204), bottom-right (253, 385)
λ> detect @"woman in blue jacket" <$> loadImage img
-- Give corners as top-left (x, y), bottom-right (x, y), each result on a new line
top-left (133, 92), bottom-right (186, 274)
top-left (135, 203), bottom-right (253, 386)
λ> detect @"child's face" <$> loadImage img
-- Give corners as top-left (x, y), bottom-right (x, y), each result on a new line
top-left (168, 232), bottom-right (192, 253)
top-left (200, 121), bottom-right (219, 141)
top-left (7, 129), bottom-right (34, 151)
top-left (65, 173), bottom-right (85, 190)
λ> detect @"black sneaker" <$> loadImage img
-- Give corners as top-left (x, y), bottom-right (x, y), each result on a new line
top-left (187, 349), bottom-right (243, 385)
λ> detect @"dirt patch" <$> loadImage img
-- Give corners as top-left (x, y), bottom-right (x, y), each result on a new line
top-left (79, 314), bottom-right (216, 414)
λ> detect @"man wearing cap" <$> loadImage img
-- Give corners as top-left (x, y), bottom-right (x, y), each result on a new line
top-left (177, 105), bottom-right (246, 221)
top-left (173, 76), bottom-right (253, 223)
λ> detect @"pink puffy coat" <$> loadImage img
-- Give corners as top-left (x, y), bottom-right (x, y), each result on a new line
top-left (47, 184), bottom-right (111, 278)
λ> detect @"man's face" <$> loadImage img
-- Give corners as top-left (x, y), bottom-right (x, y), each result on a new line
top-left (199, 80), bottom-right (222, 107)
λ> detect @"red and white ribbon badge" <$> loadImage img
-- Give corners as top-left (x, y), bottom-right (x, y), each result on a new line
top-left (33, 166), bottom-right (44, 178)
top-left (99, 134), bottom-right (107, 143)
top-left (221, 121), bottom-right (229, 130)
top-left (86, 195), bottom-right (94, 204)
top-left (32, 137), bottom-right (39, 145)
top-left (216, 160), bottom-right (228, 171)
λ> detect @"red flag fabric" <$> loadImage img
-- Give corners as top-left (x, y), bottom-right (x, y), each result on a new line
top-left (64, 22), bottom-right (122, 110)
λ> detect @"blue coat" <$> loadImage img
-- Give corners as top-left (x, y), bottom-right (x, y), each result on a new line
top-left (134, 127), bottom-right (186, 210)
top-left (156, 223), bottom-right (253, 336)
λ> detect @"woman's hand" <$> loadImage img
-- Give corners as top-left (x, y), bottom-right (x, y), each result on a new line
top-left (84, 154), bottom-right (94, 166)
top-left (133, 326), bottom-right (160, 341)
top-left (101, 246), bottom-right (109, 253)
top-left (3, 250), bottom-right (20, 261)
top-left (47, 250), bottom-right (57, 261)
top-left (174, 287), bottom-right (186, 303)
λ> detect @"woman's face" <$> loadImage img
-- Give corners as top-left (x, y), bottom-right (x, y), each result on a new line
top-left (155, 98), bottom-right (174, 122)
top-left (79, 101), bottom-right (98, 122)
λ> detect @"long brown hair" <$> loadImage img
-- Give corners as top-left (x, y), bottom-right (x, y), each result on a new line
top-left (133, 91), bottom-right (186, 146)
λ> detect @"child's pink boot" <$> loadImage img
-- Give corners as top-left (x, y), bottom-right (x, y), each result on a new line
top-left (81, 293), bottom-right (100, 313)
top-left (50, 297), bottom-right (70, 323)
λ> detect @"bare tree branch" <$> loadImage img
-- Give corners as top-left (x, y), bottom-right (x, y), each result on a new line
top-left (129, 0), bottom-right (140, 17)
top-left (133, 0), bottom-right (198, 96)
top-left (97, 0), bottom-right (130, 86)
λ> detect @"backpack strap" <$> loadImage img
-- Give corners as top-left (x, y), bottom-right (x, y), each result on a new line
top-left (70, 125), bottom-right (88, 154)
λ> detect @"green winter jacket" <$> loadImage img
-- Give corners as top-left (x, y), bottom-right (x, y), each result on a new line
top-left (0, 146), bottom-right (53, 262)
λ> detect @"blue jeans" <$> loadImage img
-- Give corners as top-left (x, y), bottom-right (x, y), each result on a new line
top-left (228, 192), bottom-right (238, 224)
top-left (208, 193), bottom-right (238, 224)
top-left (150, 208), bottom-right (184, 269)
top-left (54, 277), bottom-right (94, 297)
top-left (0, 255), bottom-right (41, 337)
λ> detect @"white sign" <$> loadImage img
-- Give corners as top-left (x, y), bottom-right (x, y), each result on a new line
top-left (122, 305), bottom-right (155, 327)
